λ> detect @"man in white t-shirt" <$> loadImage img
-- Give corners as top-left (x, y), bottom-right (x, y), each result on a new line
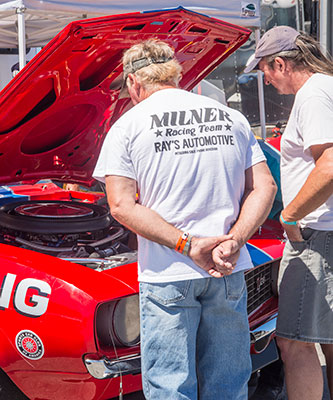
top-left (94, 40), bottom-right (277, 399)
top-left (245, 26), bottom-right (333, 399)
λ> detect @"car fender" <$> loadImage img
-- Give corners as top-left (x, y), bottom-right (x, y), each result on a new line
top-left (0, 244), bottom-right (138, 397)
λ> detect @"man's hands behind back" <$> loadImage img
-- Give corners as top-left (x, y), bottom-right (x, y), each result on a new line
top-left (189, 234), bottom-right (235, 278)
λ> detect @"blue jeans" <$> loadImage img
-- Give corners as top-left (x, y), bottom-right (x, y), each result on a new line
top-left (139, 272), bottom-right (251, 399)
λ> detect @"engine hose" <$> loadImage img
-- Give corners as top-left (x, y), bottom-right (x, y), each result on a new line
top-left (15, 227), bottom-right (126, 253)
top-left (15, 237), bottom-right (74, 252)
top-left (89, 227), bottom-right (125, 247)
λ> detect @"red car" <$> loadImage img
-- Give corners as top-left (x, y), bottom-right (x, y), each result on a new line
top-left (0, 8), bottom-right (284, 400)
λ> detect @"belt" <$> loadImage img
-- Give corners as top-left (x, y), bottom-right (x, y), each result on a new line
top-left (299, 227), bottom-right (333, 240)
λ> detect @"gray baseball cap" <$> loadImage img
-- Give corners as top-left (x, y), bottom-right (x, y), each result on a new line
top-left (244, 25), bottom-right (300, 73)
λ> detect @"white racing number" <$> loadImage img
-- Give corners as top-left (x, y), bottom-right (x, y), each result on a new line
top-left (0, 273), bottom-right (51, 317)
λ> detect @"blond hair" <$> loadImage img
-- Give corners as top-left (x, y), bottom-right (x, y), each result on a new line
top-left (122, 40), bottom-right (182, 90)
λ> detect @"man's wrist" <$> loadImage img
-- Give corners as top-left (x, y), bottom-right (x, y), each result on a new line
top-left (226, 233), bottom-right (244, 250)
top-left (280, 211), bottom-right (297, 226)
top-left (175, 232), bottom-right (193, 256)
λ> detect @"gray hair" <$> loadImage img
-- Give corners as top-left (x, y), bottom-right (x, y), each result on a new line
top-left (265, 33), bottom-right (333, 76)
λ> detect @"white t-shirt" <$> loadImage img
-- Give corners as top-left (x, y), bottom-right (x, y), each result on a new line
top-left (281, 73), bottom-right (333, 230)
top-left (94, 88), bottom-right (266, 282)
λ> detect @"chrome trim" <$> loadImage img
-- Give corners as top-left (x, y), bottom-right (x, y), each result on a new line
top-left (64, 251), bottom-right (138, 270)
top-left (250, 314), bottom-right (277, 353)
top-left (85, 354), bottom-right (141, 379)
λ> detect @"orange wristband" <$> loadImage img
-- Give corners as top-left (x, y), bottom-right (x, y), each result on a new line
top-left (183, 235), bottom-right (193, 256)
top-left (175, 232), bottom-right (189, 253)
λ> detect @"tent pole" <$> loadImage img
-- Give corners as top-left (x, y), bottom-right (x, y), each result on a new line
top-left (255, 28), bottom-right (266, 139)
top-left (319, 0), bottom-right (328, 55)
top-left (16, 5), bottom-right (26, 70)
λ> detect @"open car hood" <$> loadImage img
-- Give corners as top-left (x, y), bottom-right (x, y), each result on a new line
top-left (0, 7), bottom-right (250, 185)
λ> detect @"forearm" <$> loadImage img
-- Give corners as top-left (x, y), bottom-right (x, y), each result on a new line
top-left (229, 183), bottom-right (276, 247)
top-left (111, 201), bottom-right (181, 249)
top-left (105, 175), bottom-right (180, 248)
top-left (282, 161), bottom-right (333, 221)
top-left (228, 161), bottom-right (277, 247)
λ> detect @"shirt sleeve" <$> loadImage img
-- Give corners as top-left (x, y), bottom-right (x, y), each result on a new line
top-left (243, 117), bottom-right (266, 169)
top-left (299, 96), bottom-right (333, 151)
top-left (93, 124), bottom-right (136, 183)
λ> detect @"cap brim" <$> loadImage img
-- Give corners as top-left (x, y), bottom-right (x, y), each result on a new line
top-left (244, 57), bottom-right (261, 73)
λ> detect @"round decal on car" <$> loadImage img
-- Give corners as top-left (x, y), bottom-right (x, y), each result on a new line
top-left (15, 330), bottom-right (44, 360)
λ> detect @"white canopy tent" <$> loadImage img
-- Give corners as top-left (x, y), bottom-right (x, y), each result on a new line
top-left (0, 0), bottom-right (261, 50)
top-left (0, 0), bottom-right (266, 136)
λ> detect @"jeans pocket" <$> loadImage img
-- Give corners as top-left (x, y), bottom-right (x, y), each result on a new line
top-left (224, 272), bottom-right (246, 301)
top-left (289, 240), bottom-right (307, 253)
top-left (301, 227), bottom-right (319, 241)
top-left (146, 280), bottom-right (191, 305)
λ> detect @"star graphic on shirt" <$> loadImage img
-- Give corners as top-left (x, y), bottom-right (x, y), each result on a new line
top-left (225, 124), bottom-right (232, 131)
top-left (154, 129), bottom-right (163, 137)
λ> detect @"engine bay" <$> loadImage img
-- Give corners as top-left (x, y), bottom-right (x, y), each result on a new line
top-left (0, 198), bottom-right (138, 270)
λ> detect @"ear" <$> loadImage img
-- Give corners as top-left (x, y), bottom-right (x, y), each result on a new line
top-left (127, 73), bottom-right (141, 105)
top-left (274, 56), bottom-right (286, 72)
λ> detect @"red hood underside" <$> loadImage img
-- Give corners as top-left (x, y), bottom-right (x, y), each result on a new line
top-left (0, 7), bottom-right (250, 185)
